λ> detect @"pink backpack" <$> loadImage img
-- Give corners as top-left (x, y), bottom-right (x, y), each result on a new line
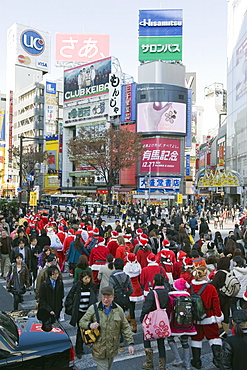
top-left (142, 289), bottom-right (171, 341)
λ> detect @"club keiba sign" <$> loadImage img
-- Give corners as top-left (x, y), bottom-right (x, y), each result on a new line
top-left (140, 138), bottom-right (181, 174)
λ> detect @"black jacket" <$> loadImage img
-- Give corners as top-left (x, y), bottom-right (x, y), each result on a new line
top-left (220, 332), bottom-right (247, 370)
top-left (65, 282), bottom-right (97, 327)
top-left (140, 287), bottom-right (169, 323)
top-left (10, 246), bottom-right (31, 270)
top-left (39, 277), bottom-right (64, 319)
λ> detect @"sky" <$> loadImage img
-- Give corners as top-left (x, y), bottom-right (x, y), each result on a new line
top-left (0, 0), bottom-right (227, 105)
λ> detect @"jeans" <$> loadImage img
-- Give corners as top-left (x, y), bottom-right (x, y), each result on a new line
top-left (13, 292), bottom-right (23, 310)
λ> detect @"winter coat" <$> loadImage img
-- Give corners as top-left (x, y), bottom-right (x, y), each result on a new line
top-left (220, 330), bottom-right (247, 370)
top-left (10, 246), bottom-right (31, 270)
top-left (124, 260), bottom-right (144, 302)
top-left (98, 264), bottom-right (115, 300)
top-left (38, 277), bottom-right (64, 318)
top-left (140, 262), bottom-right (168, 296)
top-left (232, 265), bottom-right (247, 299)
top-left (65, 282), bottom-right (97, 326)
top-left (140, 286), bottom-right (169, 322)
top-left (188, 218), bottom-right (198, 230)
top-left (6, 262), bottom-right (30, 292)
top-left (89, 245), bottom-right (110, 270)
top-left (109, 270), bottom-right (134, 296)
top-left (67, 241), bottom-right (89, 264)
top-left (79, 301), bottom-right (134, 359)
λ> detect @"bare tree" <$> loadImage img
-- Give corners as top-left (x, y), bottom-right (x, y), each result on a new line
top-left (67, 125), bottom-right (143, 202)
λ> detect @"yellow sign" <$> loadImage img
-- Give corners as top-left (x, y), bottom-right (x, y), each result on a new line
top-left (198, 168), bottom-right (240, 188)
top-left (29, 191), bottom-right (37, 206)
top-left (177, 193), bottom-right (183, 204)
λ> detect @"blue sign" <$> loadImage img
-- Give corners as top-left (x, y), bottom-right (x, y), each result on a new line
top-left (21, 29), bottom-right (45, 56)
top-left (139, 176), bottom-right (181, 193)
top-left (17, 188), bottom-right (22, 191)
top-left (139, 9), bottom-right (183, 37)
top-left (186, 89), bottom-right (192, 148)
top-left (46, 82), bottom-right (56, 95)
top-left (186, 155), bottom-right (190, 176)
top-left (27, 174), bottom-right (33, 181)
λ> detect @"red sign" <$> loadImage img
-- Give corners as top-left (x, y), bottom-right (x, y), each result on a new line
top-left (97, 190), bottom-right (108, 194)
top-left (140, 138), bottom-right (181, 174)
top-left (9, 91), bottom-right (13, 162)
top-left (56, 33), bottom-right (109, 63)
top-left (75, 166), bottom-right (94, 171)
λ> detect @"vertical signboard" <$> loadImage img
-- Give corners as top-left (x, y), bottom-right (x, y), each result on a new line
top-left (0, 143), bottom-right (5, 172)
top-left (219, 145), bottom-right (225, 167)
top-left (108, 72), bottom-right (121, 116)
top-left (121, 83), bottom-right (136, 122)
top-left (138, 9), bottom-right (183, 62)
top-left (186, 89), bottom-right (192, 148)
top-left (9, 91), bottom-right (13, 162)
top-left (185, 154), bottom-right (190, 176)
top-left (0, 111), bottom-right (5, 140)
top-left (45, 81), bottom-right (56, 121)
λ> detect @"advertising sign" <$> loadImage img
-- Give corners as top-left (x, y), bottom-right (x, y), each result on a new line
top-left (185, 154), bottom-right (190, 176)
top-left (0, 143), bottom-right (5, 172)
top-left (137, 101), bottom-right (186, 134)
top-left (138, 9), bottom-right (183, 62)
top-left (139, 176), bottom-right (181, 192)
top-left (140, 138), bottom-right (181, 174)
top-left (64, 99), bottom-right (107, 124)
top-left (236, 37), bottom-right (247, 100)
top-left (45, 82), bottom-right (56, 121)
top-left (29, 191), bottom-right (37, 206)
top-left (185, 89), bottom-right (192, 147)
top-left (9, 23), bottom-right (50, 73)
top-left (0, 111), bottom-right (5, 141)
top-left (109, 72), bottom-right (121, 116)
top-left (56, 33), bottom-right (109, 63)
top-left (121, 83), bottom-right (136, 122)
top-left (64, 57), bottom-right (111, 103)
top-left (45, 136), bottom-right (59, 173)
top-left (219, 145), bottom-right (225, 167)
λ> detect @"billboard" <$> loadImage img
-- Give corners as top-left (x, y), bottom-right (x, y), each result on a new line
top-left (140, 138), bottom-right (181, 174)
top-left (121, 83), bottom-right (136, 122)
top-left (56, 33), bottom-right (109, 63)
top-left (45, 136), bottom-right (59, 173)
top-left (139, 176), bottom-right (181, 193)
top-left (64, 57), bottom-right (111, 103)
top-left (236, 37), bottom-right (247, 100)
top-left (137, 101), bottom-right (186, 134)
top-left (138, 9), bottom-right (183, 62)
top-left (0, 111), bottom-right (5, 141)
top-left (45, 82), bottom-right (56, 121)
top-left (109, 72), bottom-right (121, 116)
top-left (64, 99), bottom-right (108, 124)
top-left (8, 23), bottom-right (50, 73)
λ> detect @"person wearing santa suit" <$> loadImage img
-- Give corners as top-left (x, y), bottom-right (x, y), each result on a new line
top-left (63, 229), bottom-right (76, 276)
top-left (167, 278), bottom-right (197, 369)
top-left (140, 253), bottom-right (168, 297)
top-left (188, 266), bottom-right (223, 369)
top-left (44, 217), bottom-right (57, 230)
top-left (56, 226), bottom-right (67, 271)
top-left (35, 215), bottom-right (44, 231)
top-left (173, 250), bottom-right (187, 280)
top-left (40, 213), bottom-right (49, 227)
top-left (136, 234), bottom-right (152, 269)
top-left (156, 239), bottom-right (176, 284)
top-left (84, 228), bottom-right (99, 250)
top-left (124, 253), bottom-right (144, 333)
top-left (124, 234), bottom-right (134, 253)
top-left (115, 235), bottom-right (132, 263)
top-left (180, 257), bottom-right (194, 284)
top-left (133, 228), bottom-right (143, 248)
top-left (107, 230), bottom-right (119, 257)
top-left (77, 223), bottom-right (88, 243)
top-left (89, 237), bottom-right (110, 285)
top-left (25, 221), bottom-right (40, 238)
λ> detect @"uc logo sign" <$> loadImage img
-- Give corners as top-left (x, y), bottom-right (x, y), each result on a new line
top-left (20, 29), bottom-right (45, 56)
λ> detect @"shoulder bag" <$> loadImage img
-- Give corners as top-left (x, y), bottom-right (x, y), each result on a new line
top-left (80, 303), bottom-right (100, 347)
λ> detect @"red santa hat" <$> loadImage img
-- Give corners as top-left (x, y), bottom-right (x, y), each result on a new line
top-left (173, 278), bottom-right (190, 291)
top-left (147, 253), bottom-right (156, 263)
top-left (68, 229), bottom-right (75, 235)
top-left (111, 231), bottom-right (119, 238)
top-left (124, 234), bottom-right (132, 242)
top-left (162, 239), bottom-right (170, 248)
top-left (75, 231), bottom-right (82, 236)
top-left (140, 233), bottom-right (149, 246)
top-left (127, 253), bottom-right (136, 263)
top-left (49, 217), bottom-right (55, 222)
top-left (97, 237), bottom-right (105, 246)
top-left (93, 228), bottom-right (99, 235)
top-left (243, 290), bottom-right (247, 301)
top-left (79, 223), bottom-right (85, 228)
top-left (26, 213), bottom-right (31, 218)
top-left (87, 225), bottom-right (93, 231)
top-left (58, 226), bottom-right (64, 232)
top-left (177, 250), bottom-right (187, 262)
top-left (136, 228), bottom-right (143, 235)
top-left (60, 219), bottom-right (67, 225)
top-left (183, 257), bottom-right (194, 269)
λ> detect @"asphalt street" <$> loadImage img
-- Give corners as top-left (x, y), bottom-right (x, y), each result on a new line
top-left (0, 218), bottom-right (237, 369)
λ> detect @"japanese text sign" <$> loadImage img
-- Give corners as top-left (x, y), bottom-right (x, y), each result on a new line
top-left (109, 72), bottom-right (121, 116)
top-left (56, 33), bottom-right (109, 63)
top-left (140, 138), bottom-right (181, 174)
top-left (139, 176), bottom-right (181, 193)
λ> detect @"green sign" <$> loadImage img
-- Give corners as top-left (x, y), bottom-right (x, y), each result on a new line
top-left (139, 36), bottom-right (182, 62)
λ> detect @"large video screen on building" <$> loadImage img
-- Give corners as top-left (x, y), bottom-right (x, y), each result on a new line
top-left (64, 57), bottom-right (111, 103)
top-left (137, 101), bottom-right (186, 134)
top-left (140, 137), bottom-right (181, 174)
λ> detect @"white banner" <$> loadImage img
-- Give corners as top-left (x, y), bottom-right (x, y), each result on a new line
top-left (108, 72), bottom-right (121, 116)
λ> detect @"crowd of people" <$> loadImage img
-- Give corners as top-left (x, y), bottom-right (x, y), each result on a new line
top-left (0, 202), bottom-right (247, 369)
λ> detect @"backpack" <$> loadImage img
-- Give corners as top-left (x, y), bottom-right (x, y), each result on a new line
top-left (173, 296), bottom-right (193, 328)
top-left (218, 270), bottom-right (241, 297)
top-left (111, 275), bottom-right (130, 311)
top-left (86, 237), bottom-right (98, 252)
top-left (190, 284), bottom-right (207, 321)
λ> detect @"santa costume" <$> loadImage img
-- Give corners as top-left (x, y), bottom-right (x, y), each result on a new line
top-left (107, 230), bottom-right (119, 257)
top-left (56, 226), bottom-right (67, 270)
top-left (136, 234), bottom-right (151, 269)
top-left (180, 257), bottom-right (194, 284)
top-left (156, 239), bottom-right (176, 284)
top-left (133, 227), bottom-right (143, 246)
top-left (173, 250), bottom-right (187, 280)
top-left (140, 253), bottom-right (168, 296)
top-left (89, 237), bottom-right (110, 285)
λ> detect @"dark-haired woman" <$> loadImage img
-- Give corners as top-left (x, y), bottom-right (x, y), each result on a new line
top-left (220, 309), bottom-right (247, 370)
top-left (67, 234), bottom-right (89, 275)
top-left (37, 246), bottom-right (53, 269)
top-left (140, 273), bottom-right (169, 370)
top-left (214, 231), bottom-right (224, 253)
top-left (65, 270), bottom-right (97, 359)
top-left (231, 256), bottom-right (247, 313)
top-left (98, 254), bottom-right (115, 300)
top-left (74, 255), bottom-right (92, 283)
